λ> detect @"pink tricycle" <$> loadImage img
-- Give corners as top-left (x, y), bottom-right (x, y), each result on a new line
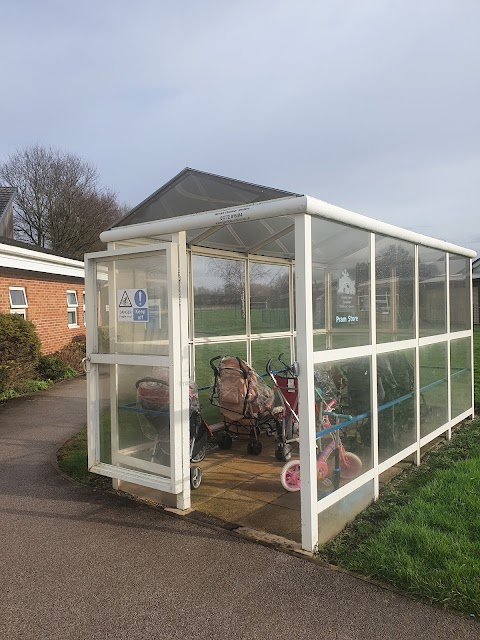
top-left (280, 396), bottom-right (362, 493)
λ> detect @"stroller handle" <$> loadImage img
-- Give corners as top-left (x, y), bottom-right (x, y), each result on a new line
top-left (209, 355), bottom-right (222, 376)
top-left (267, 354), bottom-right (300, 378)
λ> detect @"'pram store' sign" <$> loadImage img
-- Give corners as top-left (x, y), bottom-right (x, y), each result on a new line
top-left (117, 289), bottom-right (149, 322)
top-left (335, 269), bottom-right (358, 323)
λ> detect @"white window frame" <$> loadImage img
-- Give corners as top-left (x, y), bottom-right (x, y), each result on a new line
top-left (67, 289), bottom-right (79, 328)
top-left (82, 291), bottom-right (86, 326)
top-left (9, 286), bottom-right (28, 319)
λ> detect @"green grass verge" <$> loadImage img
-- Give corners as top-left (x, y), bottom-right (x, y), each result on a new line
top-left (474, 328), bottom-right (480, 407)
top-left (316, 418), bottom-right (480, 617)
top-left (57, 428), bottom-right (111, 490)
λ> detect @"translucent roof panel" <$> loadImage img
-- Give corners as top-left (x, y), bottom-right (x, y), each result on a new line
top-left (187, 215), bottom-right (295, 257)
top-left (115, 168), bottom-right (301, 227)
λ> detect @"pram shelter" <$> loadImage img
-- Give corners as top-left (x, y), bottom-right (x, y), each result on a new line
top-left (84, 169), bottom-right (475, 552)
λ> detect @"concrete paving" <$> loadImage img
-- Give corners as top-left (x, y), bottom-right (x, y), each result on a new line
top-left (0, 377), bottom-right (477, 640)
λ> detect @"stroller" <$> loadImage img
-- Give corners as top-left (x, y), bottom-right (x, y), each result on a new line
top-left (266, 356), bottom-right (300, 462)
top-left (209, 356), bottom-right (278, 455)
top-left (136, 369), bottom-right (212, 489)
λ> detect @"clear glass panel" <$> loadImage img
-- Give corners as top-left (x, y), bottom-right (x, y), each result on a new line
top-left (251, 337), bottom-right (291, 380)
top-left (250, 262), bottom-right (290, 334)
top-left (96, 251), bottom-right (168, 355)
top-left (450, 255), bottom-right (471, 332)
top-left (317, 480), bottom-right (374, 545)
top-left (98, 363), bottom-right (172, 478)
top-left (192, 255), bottom-right (246, 337)
top-left (375, 237), bottom-right (415, 342)
top-left (450, 338), bottom-right (472, 418)
top-left (67, 310), bottom-right (77, 325)
top-left (314, 357), bottom-right (372, 501)
top-left (311, 219), bottom-right (371, 350)
top-left (419, 343), bottom-right (448, 437)
top-left (419, 248), bottom-right (447, 337)
top-left (193, 341), bottom-right (247, 424)
top-left (377, 350), bottom-right (416, 463)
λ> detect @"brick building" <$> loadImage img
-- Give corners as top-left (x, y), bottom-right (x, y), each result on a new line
top-left (0, 189), bottom-right (85, 353)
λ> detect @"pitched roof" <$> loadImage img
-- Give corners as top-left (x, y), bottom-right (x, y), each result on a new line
top-left (114, 167), bottom-right (301, 227)
top-left (0, 187), bottom-right (15, 216)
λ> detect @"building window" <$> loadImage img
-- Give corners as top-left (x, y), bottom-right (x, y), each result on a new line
top-left (9, 287), bottom-right (28, 319)
top-left (83, 291), bottom-right (86, 325)
top-left (67, 290), bottom-right (79, 327)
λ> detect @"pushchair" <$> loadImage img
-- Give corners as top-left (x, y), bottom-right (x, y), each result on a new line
top-left (136, 369), bottom-right (212, 489)
top-left (266, 355), bottom-right (300, 462)
top-left (209, 356), bottom-right (278, 456)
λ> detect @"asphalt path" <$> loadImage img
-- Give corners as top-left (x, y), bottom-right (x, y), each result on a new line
top-left (0, 377), bottom-right (477, 639)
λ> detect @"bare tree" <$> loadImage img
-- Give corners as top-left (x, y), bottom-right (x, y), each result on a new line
top-left (0, 145), bottom-right (126, 258)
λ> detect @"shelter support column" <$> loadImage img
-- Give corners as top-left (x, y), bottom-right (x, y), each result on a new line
top-left (295, 214), bottom-right (318, 552)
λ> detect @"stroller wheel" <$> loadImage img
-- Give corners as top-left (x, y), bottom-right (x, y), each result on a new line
top-left (275, 443), bottom-right (292, 462)
top-left (218, 434), bottom-right (233, 450)
top-left (191, 446), bottom-right (206, 463)
top-left (247, 439), bottom-right (262, 456)
top-left (190, 466), bottom-right (202, 490)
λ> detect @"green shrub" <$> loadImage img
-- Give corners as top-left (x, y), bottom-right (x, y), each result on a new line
top-left (37, 355), bottom-right (71, 381)
top-left (0, 313), bottom-right (41, 391)
top-left (53, 335), bottom-right (86, 373)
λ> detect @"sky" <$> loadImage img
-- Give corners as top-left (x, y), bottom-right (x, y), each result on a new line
top-left (1, 0), bottom-right (479, 256)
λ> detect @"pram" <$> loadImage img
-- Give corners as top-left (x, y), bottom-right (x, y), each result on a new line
top-left (209, 356), bottom-right (278, 456)
top-left (266, 356), bottom-right (300, 462)
top-left (136, 370), bottom-right (212, 489)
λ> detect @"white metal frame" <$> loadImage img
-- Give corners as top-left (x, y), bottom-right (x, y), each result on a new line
top-left (188, 247), bottom-right (296, 377)
top-left (91, 196), bottom-right (475, 552)
top-left (84, 241), bottom-right (190, 502)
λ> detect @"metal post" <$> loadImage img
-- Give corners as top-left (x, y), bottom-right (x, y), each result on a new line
top-left (295, 213), bottom-right (318, 552)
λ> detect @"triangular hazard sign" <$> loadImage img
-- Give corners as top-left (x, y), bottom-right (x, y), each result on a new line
top-left (119, 291), bottom-right (132, 307)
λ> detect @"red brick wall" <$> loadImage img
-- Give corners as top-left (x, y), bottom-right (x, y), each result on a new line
top-left (0, 268), bottom-right (85, 354)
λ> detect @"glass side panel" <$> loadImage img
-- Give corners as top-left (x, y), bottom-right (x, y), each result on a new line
top-left (251, 337), bottom-right (292, 380)
top-left (377, 350), bottom-right (416, 463)
top-left (419, 343), bottom-right (448, 438)
top-left (99, 363), bottom-right (173, 479)
top-left (313, 357), bottom-right (372, 502)
top-left (450, 255), bottom-right (471, 332)
top-left (193, 341), bottom-right (247, 425)
top-left (96, 252), bottom-right (168, 356)
top-left (375, 236), bottom-right (415, 342)
top-left (250, 262), bottom-right (290, 334)
top-left (311, 219), bottom-right (371, 350)
top-left (450, 338), bottom-right (472, 418)
top-left (419, 247), bottom-right (447, 337)
top-left (317, 480), bottom-right (374, 545)
top-left (192, 255), bottom-right (246, 337)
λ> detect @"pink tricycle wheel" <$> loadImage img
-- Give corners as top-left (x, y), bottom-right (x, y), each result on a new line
top-left (281, 460), bottom-right (301, 492)
top-left (340, 452), bottom-right (363, 479)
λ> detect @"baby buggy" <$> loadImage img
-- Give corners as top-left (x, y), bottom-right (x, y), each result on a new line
top-left (209, 356), bottom-right (278, 456)
top-left (136, 370), bottom-right (212, 489)
top-left (266, 356), bottom-right (300, 462)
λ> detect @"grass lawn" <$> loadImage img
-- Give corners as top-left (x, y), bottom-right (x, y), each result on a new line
top-left (474, 327), bottom-right (480, 407)
top-left (316, 418), bottom-right (480, 617)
